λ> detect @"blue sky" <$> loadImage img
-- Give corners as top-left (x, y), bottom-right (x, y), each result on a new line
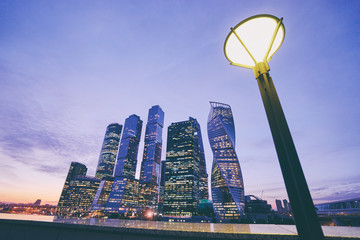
top-left (0, 0), bottom-right (359, 207)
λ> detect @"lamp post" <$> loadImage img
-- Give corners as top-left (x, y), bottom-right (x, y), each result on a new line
top-left (224, 14), bottom-right (324, 240)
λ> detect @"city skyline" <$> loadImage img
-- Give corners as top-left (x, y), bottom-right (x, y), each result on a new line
top-left (0, 0), bottom-right (359, 209)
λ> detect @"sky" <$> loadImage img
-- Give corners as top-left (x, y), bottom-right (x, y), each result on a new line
top-left (0, 0), bottom-right (359, 208)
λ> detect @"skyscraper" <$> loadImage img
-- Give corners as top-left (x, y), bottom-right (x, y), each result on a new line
top-left (95, 123), bottom-right (122, 179)
top-left (105, 114), bottom-right (142, 214)
top-left (113, 115), bottom-right (142, 178)
top-left (66, 176), bottom-right (101, 216)
top-left (56, 162), bottom-right (87, 216)
top-left (163, 117), bottom-right (207, 217)
top-left (197, 122), bottom-right (209, 200)
top-left (90, 176), bottom-right (114, 215)
top-left (207, 102), bottom-right (245, 220)
top-left (139, 105), bottom-right (164, 210)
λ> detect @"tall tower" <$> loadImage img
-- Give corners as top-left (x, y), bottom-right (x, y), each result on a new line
top-left (139, 105), bottom-right (164, 210)
top-left (207, 102), bottom-right (245, 220)
top-left (56, 162), bottom-right (87, 216)
top-left (105, 115), bottom-right (142, 214)
top-left (113, 115), bottom-right (142, 178)
top-left (163, 117), bottom-right (206, 216)
top-left (95, 123), bottom-right (122, 179)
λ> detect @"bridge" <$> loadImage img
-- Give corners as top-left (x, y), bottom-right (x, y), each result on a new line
top-left (315, 198), bottom-right (360, 226)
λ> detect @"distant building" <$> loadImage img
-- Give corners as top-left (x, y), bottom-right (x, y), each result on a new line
top-left (283, 199), bottom-right (290, 212)
top-left (245, 195), bottom-right (272, 222)
top-left (163, 117), bottom-right (206, 217)
top-left (276, 199), bottom-right (291, 213)
top-left (139, 105), bottom-right (164, 211)
top-left (105, 115), bottom-right (142, 214)
top-left (56, 162), bottom-right (87, 216)
top-left (33, 199), bottom-right (41, 206)
top-left (207, 102), bottom-right (245, 220)
top-left (95, 123), bottom-right (122, 179)
top-left (276, 199), bottom-right (284, 212)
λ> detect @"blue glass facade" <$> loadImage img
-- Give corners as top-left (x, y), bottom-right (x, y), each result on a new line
top-left (104, 177), bottom-right (139, 214)
top-left (106, 114), bottom-right (142, 214)
top-left (95, 123), bottom-right (122, 179)
top-left (139, 105), bottom-right (164, 210)
top-left (207, 102), bottom-right (245, 220)
top-left (114, 115), bottom-right (142, 178)
top-left (90, 176), bottom-right (114, 215)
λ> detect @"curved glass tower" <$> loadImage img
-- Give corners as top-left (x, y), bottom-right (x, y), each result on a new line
top-left (95, 123), bottom-right (122, 179)
top-left (207, 102), bottom-right (245, 220)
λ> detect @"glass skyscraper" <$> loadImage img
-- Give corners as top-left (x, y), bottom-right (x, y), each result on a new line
top-left (66, 176), bottom-right (101, 217)
top-left (95, 123), bottom-right (122, 179)
top-left (113, 115), bottom-right (142, 178)
top-left (90, 176), bottom-right (114, 215)
top-left (197, 121), bottom-right (209, 200)
top-left (105, 114), bottom-right (142, 214)
top-left (163, 117), bottom-right (207, 216)
top-left (56, 162), bottom-right (87, 216)
top-left (139, 105), bottom-right (164, 210)
top-left (207, 102), bottom-right (245, 220)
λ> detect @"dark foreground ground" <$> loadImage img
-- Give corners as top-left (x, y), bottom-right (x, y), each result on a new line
top-left (1, 219), bottom-right (359, 240)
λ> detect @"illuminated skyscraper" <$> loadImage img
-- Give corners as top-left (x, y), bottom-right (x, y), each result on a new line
top-left (56, 162), bottom-right (87, 216)
top-left (90, 176), bottom-right (114, 215)
top-left (66, 176), bottom-right (101, 216)
top-left (163, 117), bottom-right (207, 216)
top-left (95, 123), bottom-right (122, 179)
top-left (197, 123), bottom-right (209, 200)
top-left (207, 102), bottom-right (245, 220)
top-left (105, 114), bottom-right (142, 214)
top-left (139, 105), bottom-right (164, 210)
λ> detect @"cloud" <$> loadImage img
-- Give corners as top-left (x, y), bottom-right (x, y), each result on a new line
top-left (0, 70), bottom-right (101, 178)
top-left (311, 176), bottom-right (360, 203)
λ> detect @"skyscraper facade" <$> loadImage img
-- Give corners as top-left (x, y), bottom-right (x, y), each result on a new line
top-left (113, 115), bottom-right (142, 178)
top-left (163, 117), bottom-right (207, 216)
top-left (95, 123), bottom-right (122, 179)
top-left (90, 176), bottom-right (114, 215)
top-left (56, 162), bottom-right (87, 216)
top-left (197, 123), bottom-right (209, 200)
top-left (66, 176), bottom-right (101, 216)
top-left (207, 102), bottom-right (245, 220)
top-left (139, 105), bottom-right (164, 210)
top-left (105, 114), bottom-right (142, 214)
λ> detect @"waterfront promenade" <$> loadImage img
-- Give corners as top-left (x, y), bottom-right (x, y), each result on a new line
top-left (0, 214), bottom-right (359, 240)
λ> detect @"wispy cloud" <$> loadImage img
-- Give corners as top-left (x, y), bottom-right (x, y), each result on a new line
top-left (0, 67), bottom-right (101, 178)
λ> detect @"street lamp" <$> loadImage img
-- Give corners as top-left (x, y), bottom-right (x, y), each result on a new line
top-left (224, 14), bottom-right (325, 240)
